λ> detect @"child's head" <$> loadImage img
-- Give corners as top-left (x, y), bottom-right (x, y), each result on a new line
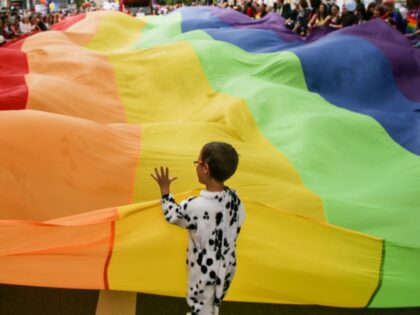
top-left (196, 142), bottom-right (239, 184)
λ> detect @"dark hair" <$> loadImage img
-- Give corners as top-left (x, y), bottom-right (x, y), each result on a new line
top-left (299, 0), bottom-right (309, 9)
top-left (201, 142), bottom-right (239, 183)
top-left (317, 3), bottom-right (328, 19)
top-left (310, 0), bottom-right (320, 10)
top-left (374, 4), bottom-right (386, 16)
top-left (330, 4), bottom-right (340, 12)
top-left (367, 2), bottom-right (376, 10)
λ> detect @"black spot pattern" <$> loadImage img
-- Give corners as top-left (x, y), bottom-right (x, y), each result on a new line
top-left (160, 193), bottom-right (198, 229)
top-left (188, 224), bottom-right (197, 230)
top-left (215, 212), bottom-right (223, 226)
top-left (209, 271), bottom-right (216, 279)
top-left (161, 189), bottom-right (244, 315)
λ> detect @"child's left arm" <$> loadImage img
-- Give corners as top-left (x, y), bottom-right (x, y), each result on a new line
top-left (161, 194), bottom-right (197, 230)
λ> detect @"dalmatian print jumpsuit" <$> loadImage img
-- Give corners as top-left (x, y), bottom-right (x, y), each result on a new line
top-left (161, 187), bottom-right (245, 315)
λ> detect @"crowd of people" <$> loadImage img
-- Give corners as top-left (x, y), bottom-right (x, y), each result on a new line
top-left (1, 0), bottom-right (419, 46)
top-left (0, 9), bottom-right (67, 44)
top-left (150, 0), bottom-right (419, 44)
top-left (246, 0), bottom-right (420, 41)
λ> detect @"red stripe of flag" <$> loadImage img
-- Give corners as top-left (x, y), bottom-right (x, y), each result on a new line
top-left (0, 48), bottom-right (28, 110)
top-left (103, 220), bottom-right (116, 290)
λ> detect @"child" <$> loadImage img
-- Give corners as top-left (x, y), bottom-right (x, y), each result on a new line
top-left (151, 142), bottom-right (245, 315)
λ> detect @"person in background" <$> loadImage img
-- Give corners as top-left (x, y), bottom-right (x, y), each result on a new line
top-left (341, 2), bottom-right (357, 27)
top-left (372, 4), bottom-right (386, 19)
top-left (293, 0), bottom-right (311, 35)
top-left (9, 16), bottom-right (21, 37)
top-left (30, 16), bottom-right (40, 32)
top-left (1, 17), bottom-right (14, 40)
top-left (365, 2), bottom-right (376, 20)
top-left (354, 0), bottom-right (365, 24)
top-left (37, 14), bottom-right (48, 31)
top-left (307, 2), bottom-right (331, 31)
top-left (405, 0), bottom-right (420, 46)
top-left (383, 0), bottom-right (404, 32)
top-left (19, 16), bottom-right (31, 34)
top-left (405, 0), bottom-right (419, 34)
top-left (273, 0), bottom-right (293, 19)
top-left (245, 1), bottom-right (255, 17)
top-left (329, 4), bottom-right (343, 29)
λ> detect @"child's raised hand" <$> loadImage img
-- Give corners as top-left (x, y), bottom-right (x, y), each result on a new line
top-left (151, 167), bottom-right (178, 196)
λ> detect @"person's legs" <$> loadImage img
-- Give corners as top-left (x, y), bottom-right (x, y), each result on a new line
top-left (186, 301), bottom-right (216, 315)
top-left (187, 284), bottom-right (217, 315)
top-left (198, 297), bottom-right (216, 315)
top-left (213, 305), bottom-right (220, 315)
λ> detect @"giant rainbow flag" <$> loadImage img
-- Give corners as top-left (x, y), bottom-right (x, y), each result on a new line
top-left (1, 7), bottom-right (420, 308)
